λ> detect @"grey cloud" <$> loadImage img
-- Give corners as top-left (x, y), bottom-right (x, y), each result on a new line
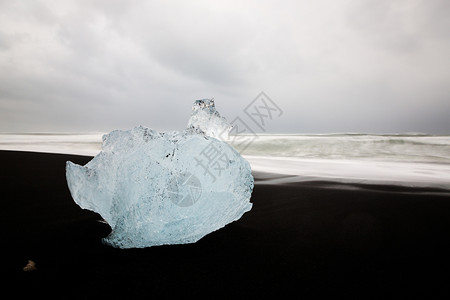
top-left (345, 0), bottom-right (450, 53)
top-left (0, 0), bottom-right (449, 134)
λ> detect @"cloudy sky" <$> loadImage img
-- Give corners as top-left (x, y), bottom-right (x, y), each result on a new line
top-left (0, 0), bottom-right (449, 134)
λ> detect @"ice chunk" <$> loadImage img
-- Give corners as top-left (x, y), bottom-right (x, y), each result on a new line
top-left (66, 99), bottom-right (253, 248)
top-left (187, 98), bottom-right (232, 140)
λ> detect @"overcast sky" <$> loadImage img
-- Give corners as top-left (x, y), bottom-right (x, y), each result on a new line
top-left (0, 0), bottom-right (449, 134)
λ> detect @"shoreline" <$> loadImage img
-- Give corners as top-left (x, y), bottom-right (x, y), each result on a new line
top-left (2, 131), bottom-right (450, 189)
top-left (3, 149), bottom-right (449, 192)
top-left (2, 150), bottom-right (450, 297)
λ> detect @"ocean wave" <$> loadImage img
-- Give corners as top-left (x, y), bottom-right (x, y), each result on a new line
top-left (227, 134), bottom-right (450, 164)
top-left (1, 133), bottom-right (450, 188)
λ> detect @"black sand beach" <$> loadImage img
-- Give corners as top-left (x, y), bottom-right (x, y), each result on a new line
top-left (2, 150), bottom-right (450, 298)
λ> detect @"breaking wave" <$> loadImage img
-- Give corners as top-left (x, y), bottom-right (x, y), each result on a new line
top-left (1, 133), bottom-right (449, 189)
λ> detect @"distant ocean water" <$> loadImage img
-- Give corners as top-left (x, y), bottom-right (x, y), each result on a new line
top-left (235, 134), bottom-right (450, 189)
top-left (1, 133), bottom-right (449, 189)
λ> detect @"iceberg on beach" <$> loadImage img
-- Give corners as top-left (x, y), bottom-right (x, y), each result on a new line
top-left (66, 99), bottom-right (254, 248)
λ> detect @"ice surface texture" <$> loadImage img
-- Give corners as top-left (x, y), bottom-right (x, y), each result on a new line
top-left (187, 98), bottom-right (231, 140)
top-left (66, 99), bottom-right (253, 248)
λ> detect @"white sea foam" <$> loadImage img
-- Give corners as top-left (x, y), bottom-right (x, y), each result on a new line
top-left (1, 133), bottom-right (450, 189)
top-left (0, 133), bottom-right (103, 156)
top-left (245, 156), bottom-right (450, 189)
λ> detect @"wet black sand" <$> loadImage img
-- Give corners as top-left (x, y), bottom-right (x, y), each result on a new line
top-left (2, 150), bottom-right (450, 298)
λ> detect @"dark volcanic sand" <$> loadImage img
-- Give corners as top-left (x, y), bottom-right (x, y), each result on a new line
top-left (1, 150), bottom-right (450, 298)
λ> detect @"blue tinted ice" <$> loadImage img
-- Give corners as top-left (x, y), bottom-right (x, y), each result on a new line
top-left (66, 99), bottom-right (253, 248)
